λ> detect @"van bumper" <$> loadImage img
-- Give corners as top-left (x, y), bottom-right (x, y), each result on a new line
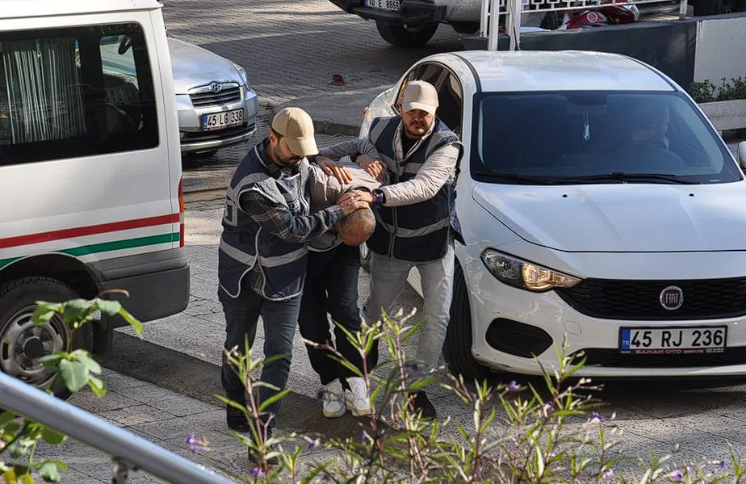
top-left (92, 248), bottom-right (190, 325)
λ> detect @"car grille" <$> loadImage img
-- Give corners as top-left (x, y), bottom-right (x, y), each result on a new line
top-left (189, 86), bottom-right (241, 108)
top-left (576, 347), bottom-right (746, 368)
top-left (556, 277), bottom-right (746, 320)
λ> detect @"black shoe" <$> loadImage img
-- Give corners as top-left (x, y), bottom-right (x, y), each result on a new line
top-left (226, 405), bottom-right (251, 433)
top-left (411, 391), bottom-right (437, 419)
top-left (248, 447), bottom-right (279, 466)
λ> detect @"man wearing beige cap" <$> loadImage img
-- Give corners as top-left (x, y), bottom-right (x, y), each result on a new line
top-left (353, 80), bottom-right (463, 419)
top-left (217, 107), bottom-right (367, 457)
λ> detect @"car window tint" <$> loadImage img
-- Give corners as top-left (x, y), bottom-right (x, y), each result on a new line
top-left (0, 23), bottom-right (158, 166)
top-left (472, 91), bottom-right (740, 184)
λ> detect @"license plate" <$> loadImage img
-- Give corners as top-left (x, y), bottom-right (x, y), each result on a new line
top-left (619, 326), bottom-right (727, 355)
top-left (365, 0), bottom-right (400, 10)
top-left (202, 109), bottom-right (244, 131)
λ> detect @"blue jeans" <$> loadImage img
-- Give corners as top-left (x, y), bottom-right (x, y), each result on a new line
top-left (363, 241), bottom-right (455, 372)
top-left (219, 284), bottom-right (300, 436)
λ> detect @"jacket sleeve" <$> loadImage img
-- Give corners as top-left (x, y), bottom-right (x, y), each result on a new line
top-left (240, 188), bottom-right (344, 243)
top-left (380, 144), bottom-right (460, 207)
top-left (318, 138), bottom-right (381, 161)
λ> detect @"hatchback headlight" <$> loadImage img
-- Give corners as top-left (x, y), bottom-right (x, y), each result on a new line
top-left (481, 249), bottom-right (581, 292)
top-left (232, 62), bottom-right (250, 87)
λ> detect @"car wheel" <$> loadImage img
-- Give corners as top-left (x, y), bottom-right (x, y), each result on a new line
top-left (0, 277), bottom-right (93, 399)
top-left (360, 243), bottom-right (371, 273)
top-left (375, 21), bottom-right (438, 47)
top-left (444, 263), bottom-right (490, 382)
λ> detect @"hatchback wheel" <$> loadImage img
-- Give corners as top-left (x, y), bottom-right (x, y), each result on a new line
top-left (444, 263), bottom-right (490, 382)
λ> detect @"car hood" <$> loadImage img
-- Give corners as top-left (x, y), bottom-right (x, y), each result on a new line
top-left (168, 38), bottom-right (240, 95)
top-left (473, 182), bottom-right (746, 252)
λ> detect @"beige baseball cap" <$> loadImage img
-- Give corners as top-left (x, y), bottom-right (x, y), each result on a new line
top-left (271, 107), bottom-right (318, 157)
top-left (401, 80), bottom-right (439, 116)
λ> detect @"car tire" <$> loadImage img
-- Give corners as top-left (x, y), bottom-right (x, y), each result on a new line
top-left (375, 21), bottom-right (438, 47)
top-left (360, 243), bottom-right (371, 273)
top-left (443, 263), bottom-right (491, 382)
top-left (0, 277), bottom-right (93, 400)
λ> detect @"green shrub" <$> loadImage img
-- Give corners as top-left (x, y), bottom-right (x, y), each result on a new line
top-left (690, 76), bottom-right (746, 103)
top-left (220, 309), bottom-right (746, 484)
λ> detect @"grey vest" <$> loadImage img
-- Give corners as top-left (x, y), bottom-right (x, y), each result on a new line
top-left (218, 143), bottom-right (310, 300)
top-left (367, 116), bottom-right (462, 262)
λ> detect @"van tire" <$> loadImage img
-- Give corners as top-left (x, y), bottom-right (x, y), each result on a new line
top-left (443, 263), bottom-right (490, 383)
top-left (0, 277), bottom-right (93, 400)
top-left (375, 21), bottom-right (438, 47)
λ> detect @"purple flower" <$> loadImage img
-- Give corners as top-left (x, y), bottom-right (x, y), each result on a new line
top-left (602, 469), bottom-right (613, 479)
top-left (303, 435), bottom-right (321, 450)
top-left (404, 362), bottom-right (420, 373)
top-left (249, 467), bottom-right (265, 478)
top-left (186, 433), bottom-right (206, 453)
top-left (713, 460), bottom-right (726, 469)
top-left (590, 412), bottom-right (605, 424)
top-left (669, 469), bottom-right (684, 480)
top-left (362, 429), bottom-right (371, 441)
top-left (507, 381), bottom-right (520, 391)
top-left (541, 403), bottom-right (553, 417)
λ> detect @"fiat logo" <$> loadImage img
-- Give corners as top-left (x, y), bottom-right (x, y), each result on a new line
top-left (659, 286), bottom-right (684, 311)
top-left (208, 82), bottom-right (223, 93)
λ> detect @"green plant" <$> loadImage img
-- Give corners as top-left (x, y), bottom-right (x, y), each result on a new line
top-left (215, 308), bottom-right (746, 484)
top-left (689, 76), bottom-right (746, 103)
top-left (0, 296), bottom-right (142, 484)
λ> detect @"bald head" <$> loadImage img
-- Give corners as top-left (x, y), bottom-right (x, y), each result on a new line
top-left (338, 205), bottom-right (376, 246)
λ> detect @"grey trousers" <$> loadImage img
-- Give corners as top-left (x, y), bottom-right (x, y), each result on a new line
top-left (363, 241), bottom-right (455, 371)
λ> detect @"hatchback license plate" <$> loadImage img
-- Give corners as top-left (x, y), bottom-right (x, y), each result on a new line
top-left (619, 326), bottom-right (726, 354)
top-left (202, 109), bottom-right (244, 131)
top-left (365, 0), bottom-right (400, 10)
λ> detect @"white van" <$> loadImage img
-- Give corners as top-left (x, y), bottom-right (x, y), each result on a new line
top-left (0, 0), bottom-right (189, 393)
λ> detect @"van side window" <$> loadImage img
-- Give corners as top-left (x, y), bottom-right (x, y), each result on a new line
top-left (0, 23), bottom-right (158, 166)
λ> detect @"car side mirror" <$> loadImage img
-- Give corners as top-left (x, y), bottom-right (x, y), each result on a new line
top-left (738, 142), bottom-right (746, 171)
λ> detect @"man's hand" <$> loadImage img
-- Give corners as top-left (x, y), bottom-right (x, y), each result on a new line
top-left (316, 155), bottom-right (353, 184)
top-left (356, 155), bottom-right (386, 182)
top-left (337, 190), bottom-right (370, 216)
top-left (338, 189), bottom-right (375, 209)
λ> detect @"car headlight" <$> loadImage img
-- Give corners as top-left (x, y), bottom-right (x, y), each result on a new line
top-left (481, 249), bottom-right (581, 292)
top-left (231, 62), bottom-right (250, 87)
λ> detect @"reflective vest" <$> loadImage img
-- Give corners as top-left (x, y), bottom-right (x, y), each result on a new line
top-left (218, 143), bottom-right (310, 300)
top-left (367, 117), bottom-right (462, 262)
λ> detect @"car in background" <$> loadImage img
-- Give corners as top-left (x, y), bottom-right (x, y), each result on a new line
top-left (169, 37), bottom-right (259, 158)
top-left (361, 50), bottom-right (746, 381)
top-left (103, 35), bottom-right (259, 158)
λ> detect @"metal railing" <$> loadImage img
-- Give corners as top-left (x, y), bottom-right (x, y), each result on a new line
top-left (480, 0), bottom-right (690, 50)
top-left (0, 371), bottom-right (237, 484)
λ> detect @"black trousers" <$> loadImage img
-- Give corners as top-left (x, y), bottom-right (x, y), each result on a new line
top-left (298, 243), bottom-right (379, 386)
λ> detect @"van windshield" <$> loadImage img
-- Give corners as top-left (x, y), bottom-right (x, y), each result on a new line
top-left (471, 91), bottom-right (741, 185)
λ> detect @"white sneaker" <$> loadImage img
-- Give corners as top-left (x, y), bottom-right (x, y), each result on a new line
top-left (345, 377), bottom-right (372, 417)
top-left (322, 379), bottom-right (346, 418)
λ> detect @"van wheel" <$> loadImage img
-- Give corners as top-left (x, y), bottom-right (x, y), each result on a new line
top-left (0, 277), bottom-right (92, 400)
top-left (375, 21), bottom-right (438, 47)
top-left (360, 243), bottom-right (371, 273)
top-left (444, 263), bottom-right (490, 383)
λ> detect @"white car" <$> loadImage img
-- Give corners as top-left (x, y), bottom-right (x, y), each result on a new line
top-left (361, 50), bottom-right (746, 379)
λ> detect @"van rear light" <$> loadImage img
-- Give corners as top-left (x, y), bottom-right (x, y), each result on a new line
top-left (178, 177), bottom-right (185, 248)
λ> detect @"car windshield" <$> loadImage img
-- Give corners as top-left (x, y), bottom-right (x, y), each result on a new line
top-left (471, 91), bottom-right (741, 185)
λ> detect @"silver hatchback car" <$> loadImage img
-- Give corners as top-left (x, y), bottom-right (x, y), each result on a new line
top-left (169, 37), bottom-right (259, 156)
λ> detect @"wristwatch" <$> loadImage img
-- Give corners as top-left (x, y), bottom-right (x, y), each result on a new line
top-left (373, 189), bottom-right (386, 205)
